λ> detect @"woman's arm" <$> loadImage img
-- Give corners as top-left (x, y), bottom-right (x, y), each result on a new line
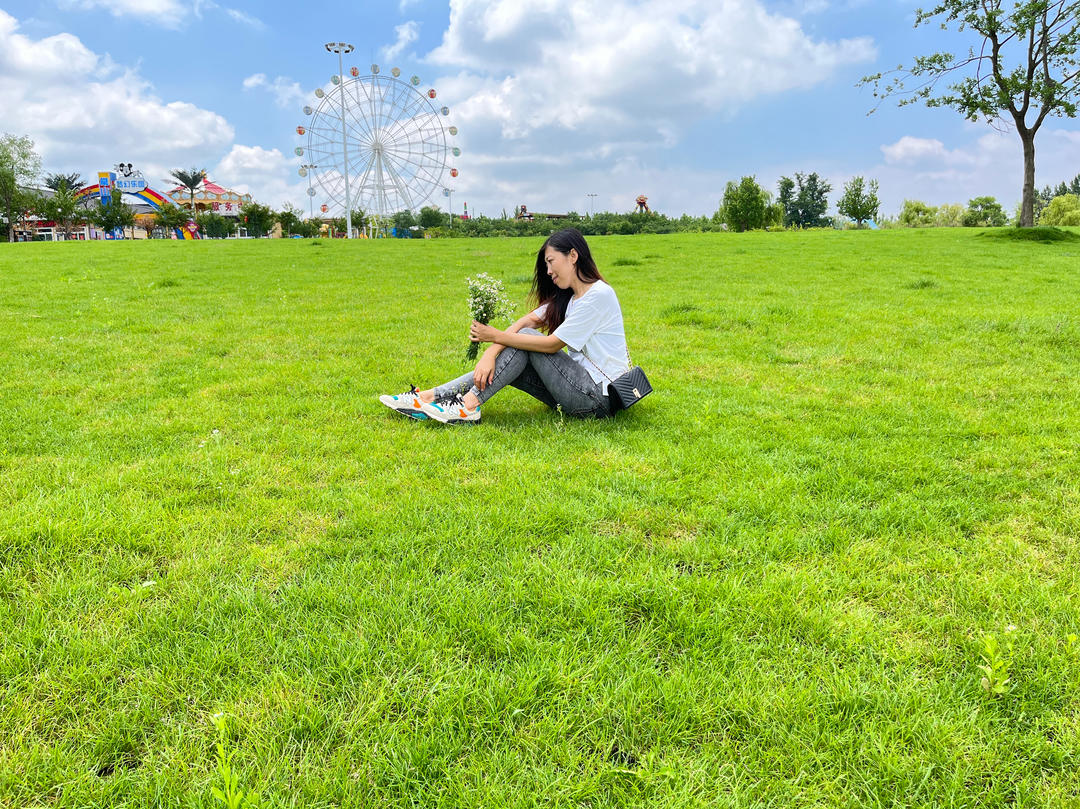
top-left (472, 310), bottom-right (548, 390)
top-left (483, 311), bottom-right (543, 360)
top-left (471, 320), bottom-right (565, 354)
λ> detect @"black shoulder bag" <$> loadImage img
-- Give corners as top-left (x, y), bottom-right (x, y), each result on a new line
top-left (582, 346), bottom-right (653, 411)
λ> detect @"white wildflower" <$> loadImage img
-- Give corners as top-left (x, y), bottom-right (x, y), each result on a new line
top-left (465, 272), bottom-right (514, 360)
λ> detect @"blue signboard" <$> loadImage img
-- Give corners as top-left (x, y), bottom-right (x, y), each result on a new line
top-left (115, 177), bottom-right (147, 192)
top-left (98, 171), bottom-right (116, 205)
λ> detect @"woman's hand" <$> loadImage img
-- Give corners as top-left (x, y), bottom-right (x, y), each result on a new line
top-left (470, 321), bottom-right (500, 344)
top-left (473, 353), bottom-right (497, 390)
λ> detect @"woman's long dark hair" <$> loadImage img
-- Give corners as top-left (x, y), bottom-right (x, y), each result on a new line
top-left (531, 228), bottom-right (606, 334)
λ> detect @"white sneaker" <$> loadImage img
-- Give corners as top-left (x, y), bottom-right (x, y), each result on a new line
top-left (421, 393), bottom-right (481, 424)
top-left (378, 385), bottom-right (428, 420)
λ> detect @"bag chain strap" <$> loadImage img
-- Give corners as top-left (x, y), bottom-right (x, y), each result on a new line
top-left (579, 342), bottom-right (633, 385)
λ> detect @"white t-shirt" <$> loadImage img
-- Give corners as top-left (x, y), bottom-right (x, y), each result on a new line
top-left (532, 280), bottom-right (630, 394)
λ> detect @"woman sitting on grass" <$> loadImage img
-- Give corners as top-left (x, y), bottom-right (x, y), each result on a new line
top-left (379, 228), bottom-right (630, 425)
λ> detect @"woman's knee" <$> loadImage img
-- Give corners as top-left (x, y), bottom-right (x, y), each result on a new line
top-left (519, 327), bottom-right (543, 336)
top-left (496, 346), bottom-right (523, 365)
top-left (494, 346), bottom-right (528, 374)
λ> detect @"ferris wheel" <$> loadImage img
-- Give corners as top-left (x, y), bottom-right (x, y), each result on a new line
top-left (294, 58), bottom-right (460, 224)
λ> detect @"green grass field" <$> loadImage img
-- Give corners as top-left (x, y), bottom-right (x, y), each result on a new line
top-left (2, 229), bottom-right (1079, 808)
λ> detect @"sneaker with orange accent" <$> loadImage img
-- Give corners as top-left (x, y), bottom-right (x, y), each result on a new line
top-left (421, 392), bottom-right (481, 424)
top-left (378, 385), bottom-right (428, 420)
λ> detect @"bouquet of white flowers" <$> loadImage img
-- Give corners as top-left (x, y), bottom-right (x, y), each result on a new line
top-left (465, 272), bottom-right (514, 361)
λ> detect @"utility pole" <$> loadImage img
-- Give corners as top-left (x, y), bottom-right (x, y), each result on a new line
top-left (325, 42), bottom-right (355, 238)
top-left (587, 193), bottom-right (597, 217)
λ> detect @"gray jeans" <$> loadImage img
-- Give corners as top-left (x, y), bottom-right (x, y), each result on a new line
top-left (434, 329), bottom-right (612, 418)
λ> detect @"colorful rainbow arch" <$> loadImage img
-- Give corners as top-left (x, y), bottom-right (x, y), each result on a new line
top-left (74, 184), bottom-right (199, 239)
top-left (75, 184), bottom-right (175, 209)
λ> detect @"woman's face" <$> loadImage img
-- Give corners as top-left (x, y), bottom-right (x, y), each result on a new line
top-left (544, 246), bottom-right (578, 289)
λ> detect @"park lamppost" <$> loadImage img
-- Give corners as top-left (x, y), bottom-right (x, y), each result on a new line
top-left (587, 193), bottom-right (597, 217)
top-left (299, 163), bottom-right (318, 218)
top-left (443, 187), bottom-right (454, 228)
top-left (325, 41), bottom-right (354, 238)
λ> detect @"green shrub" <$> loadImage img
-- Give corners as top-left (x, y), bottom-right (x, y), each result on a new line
top-left (1039, 194), bottom-right (1080, 226)
top-left (899, 200), bottom-right (937, 227)
top-left (934, 203), bottom-right (965, 227)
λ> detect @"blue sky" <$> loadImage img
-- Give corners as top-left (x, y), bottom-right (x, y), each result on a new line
top-left (1, 0), bottom-right (1077, 218)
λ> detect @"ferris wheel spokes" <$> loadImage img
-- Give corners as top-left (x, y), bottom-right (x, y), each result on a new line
top-left (382, 148), bottom-right (445, 193)
top-left (381, 158), bottom-right (417, 212)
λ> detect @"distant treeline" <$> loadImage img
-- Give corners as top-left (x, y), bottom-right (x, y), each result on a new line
top-left (418, 211), bottom-right (725, 238)
top-left (393, 172), bottom-right (1079, 238)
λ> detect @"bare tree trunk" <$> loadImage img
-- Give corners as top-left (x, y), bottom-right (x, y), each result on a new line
top-left (1020, 131), bottom-right (1036, 227)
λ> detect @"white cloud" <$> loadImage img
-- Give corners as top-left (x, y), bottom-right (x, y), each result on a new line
top-left (241, 73), bottom-right (306, 109)
top-left (870, 128), bottom-right (1080, 214)
top-left (0, 11), bottom-right (104, 75)
top-left (56, 0), bottom-right (185, 24)
top-left (881, 135), bottom-right (975, 167)
top-left (419, 0), bottom-right (876, 215)
top-left (56, 0), bottom-right (263, 28)
top-left (443, 155), bottom-right (736, 219)
top-left (430, 0), bottom-right (874, 119)
top-left (213, 144), bottom-right (308, 210)
top-left (0, 9), bottom-right (233, 187)
top-left (780, 0), bottom-right (869, 14)
top-left (224, 7), bottom-right (265, 29)
top-left (382, 21), bottom-right (420, 61)
top-left (216, 144), bottom-right (286, 176)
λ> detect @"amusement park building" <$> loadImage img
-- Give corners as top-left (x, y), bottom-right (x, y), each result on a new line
top-left (11, 174), bottom-right (258, 240)
top-left (166, 179), bottom-right (252, 216)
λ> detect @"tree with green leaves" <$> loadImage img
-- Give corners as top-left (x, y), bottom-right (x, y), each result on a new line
top-left (241, 203), bottom-right (276, 238)
top-left (169, 167), bottom-right (206, 217)
top-left (778, 172), bottom-right (832, 228)
top-left (899, 200), bottom-right (938, 227)
top-left (1, 133), bottom-right (42, 242)
top-left (861, 1), bottom-right (1080, 227)
top-left (1047, 173), bottom-right (1080, 197)
top-left (195, 211), bottom-right (233, 239)
top-left (963, 196), bottom-right (1009, 226)
top-left (418, 205), bottom-right (444, 229)
top-left (277, 204), bottom-right (303, 236)
top-left (90, 191), bottom-right (136, 237)
top-left (721, 177), bottom-right (781, 232)
top-left (777, 177), bottom-right (795, 227)
top-left (155, 203), bottom-right (191, 237)
top-left (1039, 193), bottom-right (1080, 224)
top-left (837, 176), bottom-right (881, 227)
top-left (44, 172), bottom-right (82, 192)
top-left (935, 203), bottom-right (966, 226)
top-left (328, 209), bottom-right (368, 237)
top-left (34, 183), bottom-right (86, 239)
top-left (392, 209), bottom-right (417, 236)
